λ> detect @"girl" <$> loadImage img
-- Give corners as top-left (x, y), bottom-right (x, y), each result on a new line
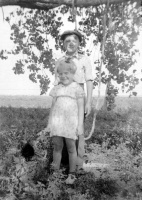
top-left (46, 59), bottom-right (84, 184)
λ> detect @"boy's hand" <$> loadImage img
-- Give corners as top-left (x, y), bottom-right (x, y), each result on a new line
top-left (76, 125), bottom-right (84, 136)
top-left (85, 102), bottom-right (91, 117)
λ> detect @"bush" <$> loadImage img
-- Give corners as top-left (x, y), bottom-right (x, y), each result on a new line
top-left (85, 108), bottom-right (142, 154)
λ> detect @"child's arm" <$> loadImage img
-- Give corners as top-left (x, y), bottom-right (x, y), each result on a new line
top-left (83, 56), bottom-right (93, 117)
top-left (77, 97), bottom-right (84, 136)
top-left (85, 80), bottom-right (93, 117)
top-left (46, 97), bottom-right (56, 131)
top-left (37, 87), bottom-right (57, 136)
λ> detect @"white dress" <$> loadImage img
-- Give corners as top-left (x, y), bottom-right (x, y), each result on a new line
top-left (49, 82), bottom-right (84, 140)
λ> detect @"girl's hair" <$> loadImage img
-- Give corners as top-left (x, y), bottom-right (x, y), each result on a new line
top-left (57, 59), bottom-right (77, 74)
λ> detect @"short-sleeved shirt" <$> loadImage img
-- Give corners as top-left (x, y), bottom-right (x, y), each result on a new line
top-left (54, 52), bottom-right (93, 85)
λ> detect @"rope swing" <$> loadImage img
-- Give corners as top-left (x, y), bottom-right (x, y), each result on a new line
top-left (72, 0), bottom-right (77, 30)
top-left (85, 0), bottom-right (110, 140)
top-left (71, 0), bottom-right (110, 140)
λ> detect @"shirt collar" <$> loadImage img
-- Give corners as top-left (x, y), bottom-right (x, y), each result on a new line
top-left (64, 51), bottom-right (79, 59)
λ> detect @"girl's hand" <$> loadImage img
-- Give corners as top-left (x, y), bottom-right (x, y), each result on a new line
top-left (37, 125), bottom-right (51, 137)
top-left (76, 125), bottom-right (84, 136)
top-left (44, 125), bottom-right (51, 133)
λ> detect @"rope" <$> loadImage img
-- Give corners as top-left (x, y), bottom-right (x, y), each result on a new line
top-left (85, 0), bottom-right (110, 140)
top-left (72, 0), bottom-right (77, 30)
top-left (1, 7), bottom-right (4, 21)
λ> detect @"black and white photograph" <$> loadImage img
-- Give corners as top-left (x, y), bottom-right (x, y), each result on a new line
top-left (0, 0), bottom-right (142, 199)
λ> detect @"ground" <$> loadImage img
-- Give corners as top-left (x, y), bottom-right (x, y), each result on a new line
top-left (0, 96), bottom-right (142, 199)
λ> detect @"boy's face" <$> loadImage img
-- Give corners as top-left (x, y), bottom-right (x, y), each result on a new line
top-left (63, 35), bottom-right (80, 54)
top-left (58, 68), bottom-right (74, 86)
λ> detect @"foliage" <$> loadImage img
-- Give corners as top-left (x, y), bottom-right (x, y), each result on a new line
top-left (84, 142), bottom-right (142, 200)
top-left (74, 172), bottom-right (119, 199)
top-left (78, 2), bottom-right (141, 95)
top-left (0, 2), bottom-right (141, 96)
top-left (0, 106), bottom-right (49, 133)
top-left (86, 107), bottom-right (142, 155)
top-left (102, 80), bottom-right (119, 111)
top-left (1, 8), bottom-right (63, 94)
top-left (1, 106), bottom-right (142, 199)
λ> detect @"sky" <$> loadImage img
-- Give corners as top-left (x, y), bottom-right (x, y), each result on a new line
top-left (0, 6), bottom-right (142, 97)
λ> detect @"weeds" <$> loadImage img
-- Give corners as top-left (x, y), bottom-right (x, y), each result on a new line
top-left (0, 106), bottom-right (142, 199)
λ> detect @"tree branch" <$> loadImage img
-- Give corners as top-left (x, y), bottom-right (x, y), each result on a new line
top-left (0, 0), bottom-right (139, 10)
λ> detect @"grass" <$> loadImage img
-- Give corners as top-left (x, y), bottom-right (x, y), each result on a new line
top-left (0, 95), bottom-right (142, 109)
top-left (0, 95), bottom-right (52, 108)
top-left (0, 95), bottom-right (142, 199)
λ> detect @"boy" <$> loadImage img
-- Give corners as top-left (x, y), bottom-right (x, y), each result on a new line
top-left (54, 30), bottom-right (93, 173)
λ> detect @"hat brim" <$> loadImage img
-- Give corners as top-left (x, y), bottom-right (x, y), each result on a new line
top-left (61, 30), bottom-right (82, 42)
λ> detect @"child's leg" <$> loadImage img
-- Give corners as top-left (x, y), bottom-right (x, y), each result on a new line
top-left (76, 95), bottom-right (85, 171)
top-left (65, 138), bottom-right (77, 173)
top-left (76, 134), bottom-right (85, 170)
top-left (52, 136), bottom-right (63, 170)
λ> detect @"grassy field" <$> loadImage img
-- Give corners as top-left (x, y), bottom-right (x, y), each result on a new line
top-left (0, 95), bottom-right (52, 108)
top-left (0, 95), bottom-right (142, 199)
top-left (0, 95), bottom-right (142, 110)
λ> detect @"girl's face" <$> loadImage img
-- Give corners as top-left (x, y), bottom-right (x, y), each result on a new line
top-left (58, 68), bottom-right (74, 86)
top-left (63, 35), bottom-right (80, 55)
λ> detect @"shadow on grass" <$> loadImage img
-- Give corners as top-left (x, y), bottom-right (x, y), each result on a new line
top-left (73, 172), bottom-right (119, 200)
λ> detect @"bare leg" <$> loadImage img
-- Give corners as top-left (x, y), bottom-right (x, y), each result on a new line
top-left (65, 138), bottom-right (77, 173)
top-left (76, 134), bottom-right (85, 170)
top-left (52, 136), bottom-right (63, 170)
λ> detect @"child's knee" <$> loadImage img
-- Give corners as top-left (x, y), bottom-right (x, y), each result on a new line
top-left (53, 137), bottom-right (63, 151)
top-left (66, 139), bottom-right (76, 154)
top-left (68, 147), bottom-right (76, 155)
top-left (54, 142), bottom-right (63, 151)
top-left (54, 145), bottom-right (63, 152)
top-left (68, 145), bottom-right (76, 154)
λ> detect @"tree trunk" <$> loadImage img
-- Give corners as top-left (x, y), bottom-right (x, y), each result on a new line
top-left (102, 79), bottom-right (110, 111)
top-left (0, 0), bottom-right (139, 11)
